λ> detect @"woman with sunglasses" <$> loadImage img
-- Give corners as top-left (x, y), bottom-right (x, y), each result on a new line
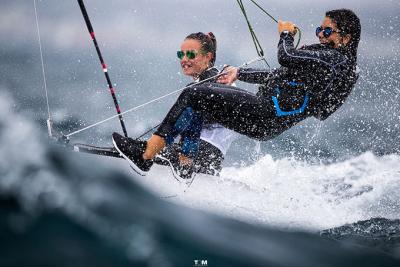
top-left (112, 9), bottom-right (361, 176)
top-left (153, 32), bottom-right (238, 179)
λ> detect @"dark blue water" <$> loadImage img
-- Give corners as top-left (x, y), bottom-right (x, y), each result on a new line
top-left (0, 142), bottom-right (399, 267)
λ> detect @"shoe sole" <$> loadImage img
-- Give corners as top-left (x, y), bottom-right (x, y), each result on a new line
top-left (112, 137), bottom-right (147, 177)
top-left (156, 154), bottom-right (194, 181)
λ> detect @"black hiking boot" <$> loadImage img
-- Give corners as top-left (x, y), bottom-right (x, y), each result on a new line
top-left (112, 132), bottom-right (153, 176)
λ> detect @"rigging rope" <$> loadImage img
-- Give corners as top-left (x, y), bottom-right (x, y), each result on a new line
top-left (33, 0), bottom-right (53, 137)
top-left (236, 0), bottom-right (267, 64)
top-left (236, 0), bottom-right (271, 69)
top-left (65, 56), bottom-right (265, 138)
top-left (247, 0), bottom-right (278, 23)
top-left (237, 0), bottom-right (302, 53)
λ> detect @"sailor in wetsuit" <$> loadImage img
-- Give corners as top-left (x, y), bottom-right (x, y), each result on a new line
top-left (112, 9), bottom-right (361, 176)
top-left (154, 32), bottom-right (238, 179)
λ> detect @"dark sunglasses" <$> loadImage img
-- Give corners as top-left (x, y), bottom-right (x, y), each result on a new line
top-left (315, 26), bottom-right (341, 38)
top-left (177, 50), bottom-right (198, 60)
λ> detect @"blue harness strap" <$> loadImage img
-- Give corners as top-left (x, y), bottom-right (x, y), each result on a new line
top-left (272, 94), bottom-right (309, 117)
top-left (272, 80), bottom-right (309, 117)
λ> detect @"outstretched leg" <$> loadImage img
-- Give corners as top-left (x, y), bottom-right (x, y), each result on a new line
top-left (114, 83), bottom-right (305, 175)
top-left (154, 83), bottom-right (282, 142)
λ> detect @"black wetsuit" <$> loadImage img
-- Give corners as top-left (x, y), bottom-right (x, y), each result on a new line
top-left (154, 32), bottom-right (359, 143)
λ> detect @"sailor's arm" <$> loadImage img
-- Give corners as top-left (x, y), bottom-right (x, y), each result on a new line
top-left (217, 66), bottom-right (271, 85)
top-left (277, 20), bottom-right (345, 69)
top-left (237, 68), bottom-right (271, 84)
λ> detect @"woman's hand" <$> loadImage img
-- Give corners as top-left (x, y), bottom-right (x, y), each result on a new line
top-left (278, 20), bottom-right (297, 36)
top-left (217, 65), bottom-right (238, 85)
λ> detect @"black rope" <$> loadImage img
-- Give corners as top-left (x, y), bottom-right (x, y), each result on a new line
top-left (248, 0), bottom-right (278, 23)
top-left (237, 0), bottom-right (302, 54)
top-left (237, 0), bottom-right (270, 69)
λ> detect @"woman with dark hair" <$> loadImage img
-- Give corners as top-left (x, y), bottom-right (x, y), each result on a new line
top-left (154, 32), bottom-right (238, 179)
top-left (113, 9), bottom-right (361, 176)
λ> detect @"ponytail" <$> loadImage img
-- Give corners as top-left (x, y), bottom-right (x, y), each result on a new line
top-left (185, 32), bottom-right (217, 67)
top-left (206, 32), bottom-right (217, 66)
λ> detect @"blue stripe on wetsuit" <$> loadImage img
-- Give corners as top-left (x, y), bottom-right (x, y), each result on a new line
top-left (272, 95), bottom-right (309, 116)
top-left (272, 81), bottom-right (309, 117)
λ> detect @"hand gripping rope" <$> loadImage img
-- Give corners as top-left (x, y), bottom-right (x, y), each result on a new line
top-left (236, 0), bottom-right (302, 56)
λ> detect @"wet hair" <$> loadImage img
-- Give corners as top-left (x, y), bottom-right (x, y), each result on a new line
top-left (326, 9), bottom-right (361, 60)
top-left (185, 32), bottom-right (217, 67)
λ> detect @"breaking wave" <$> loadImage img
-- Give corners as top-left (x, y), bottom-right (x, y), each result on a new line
top-left (1, 91), bottom-right (399, 266)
